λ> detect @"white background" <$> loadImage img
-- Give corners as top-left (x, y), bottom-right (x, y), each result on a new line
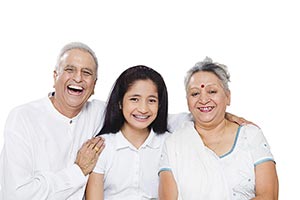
top-left (0, 0), bottom-right (299, 198)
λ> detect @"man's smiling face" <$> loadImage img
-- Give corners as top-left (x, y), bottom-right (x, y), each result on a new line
top-left (52, 48), bottom-right (97, 117)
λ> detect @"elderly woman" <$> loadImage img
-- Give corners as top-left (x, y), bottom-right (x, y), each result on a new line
top-left (158, 58), bottom-right (278, 200)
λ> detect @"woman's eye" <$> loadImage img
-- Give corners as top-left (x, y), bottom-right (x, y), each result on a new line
top-left (208, 90), bottom-right (217, 94)
top-left (191, 92), bottom-right (200, 97)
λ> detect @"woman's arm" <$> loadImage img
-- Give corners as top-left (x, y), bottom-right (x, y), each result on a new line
top-left (85, 172), bottom-right (104, 200)
top-left (159, 171), bottom-right (178, 200)
top-left (253, 161), bottom-right (279, 200)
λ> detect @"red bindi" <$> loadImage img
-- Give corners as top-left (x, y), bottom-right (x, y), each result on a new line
top-left (200, 84), bottom-right (205, 88)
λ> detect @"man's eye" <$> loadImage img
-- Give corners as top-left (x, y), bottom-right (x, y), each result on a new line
top-left (65, 68), bottom-right (74, 72)
top-left (83, 71), bottom-right (92, 76)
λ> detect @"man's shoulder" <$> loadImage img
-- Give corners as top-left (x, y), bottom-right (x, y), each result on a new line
top-left (86, 99), bottom-right (106, 109)
top-left (10, 97), bottom-right (48, 114)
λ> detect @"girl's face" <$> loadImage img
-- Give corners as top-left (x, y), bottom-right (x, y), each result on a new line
top-left (122, 79), bottom-right (159, 133)
top-left (186, 71), bottom-right (230, 126)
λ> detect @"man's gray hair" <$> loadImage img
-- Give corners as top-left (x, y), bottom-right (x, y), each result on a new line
top-left (184, 57), bottom-right (231, 92)
top-left (55, 42), bottom-right (98, 78)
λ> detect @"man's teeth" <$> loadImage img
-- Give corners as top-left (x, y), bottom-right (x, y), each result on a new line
top-left (68, 85), bottom-right (83, 90)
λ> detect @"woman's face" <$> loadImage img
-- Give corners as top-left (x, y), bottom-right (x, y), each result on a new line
top-left (121, 79), bottom-right (159, 133)
top-left (186, 71), bottom-right (230, 126)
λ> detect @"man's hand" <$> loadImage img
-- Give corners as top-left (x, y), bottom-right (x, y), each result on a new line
top-left (75, 137), bottom-right (105, 176)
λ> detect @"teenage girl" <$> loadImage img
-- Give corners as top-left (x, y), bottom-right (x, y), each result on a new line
top-left (85, 65), bottom-right (169, 199)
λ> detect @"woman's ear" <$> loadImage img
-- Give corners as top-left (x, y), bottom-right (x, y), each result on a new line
top-left (226, 90), bottom-right (231, 106)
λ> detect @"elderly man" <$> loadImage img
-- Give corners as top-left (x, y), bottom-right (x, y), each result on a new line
top-left (0, 42), bottom-right (105, 199)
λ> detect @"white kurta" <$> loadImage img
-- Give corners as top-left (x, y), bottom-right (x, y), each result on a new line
top-left (160, 121), bottom-right (274, 200)
top-left (0, 96), bottom-right (106, 200)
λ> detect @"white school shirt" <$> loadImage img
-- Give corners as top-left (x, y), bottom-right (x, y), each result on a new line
top-left (0, 95), bottom-right (106, 200)
top-left (159, 122), bottom-right (274, 200)
top-left (93, 130), bottom-right (171, 200)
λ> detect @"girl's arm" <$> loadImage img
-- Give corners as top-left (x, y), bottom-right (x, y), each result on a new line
top-left (85, 172), bottom-right (104, 200)
top-left (225, 112), bottom-right (258, 127)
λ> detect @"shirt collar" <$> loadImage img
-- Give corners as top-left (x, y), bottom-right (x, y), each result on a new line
top-left (115, 129), bottom-right (161, 150)
top-left (47, 91), bottom-right (83, 123)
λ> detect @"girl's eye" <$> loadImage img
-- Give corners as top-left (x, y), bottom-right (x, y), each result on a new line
top-left (149, 98), bottom-right (157, 103)
top-left (129, 97), bottom-right (138, 102)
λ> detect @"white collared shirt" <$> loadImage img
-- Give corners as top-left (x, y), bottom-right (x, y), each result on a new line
top-left (93, 130), bottom-right (170, 200)
top-left (0, 96), bottom-right (106, 200)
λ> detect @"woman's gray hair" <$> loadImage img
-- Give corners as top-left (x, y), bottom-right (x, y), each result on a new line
top-left (184, 57), bottom-right (230, 92)
top-left (55, 42), bottom-right (98, 78)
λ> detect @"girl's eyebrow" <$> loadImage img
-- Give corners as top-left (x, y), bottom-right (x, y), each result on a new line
top-left (148, 95), bottom-right (158, 99)
top-left (127, 94), bottom-right (158, 98)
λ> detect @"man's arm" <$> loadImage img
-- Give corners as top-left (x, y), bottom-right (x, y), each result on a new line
top-left (1, 127), bottom-right (104, 200)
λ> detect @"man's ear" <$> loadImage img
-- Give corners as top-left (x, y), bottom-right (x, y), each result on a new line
top-left (91, 78), bottom-right (97, 95)
top-left (53, 70), bottom-right (58, 88)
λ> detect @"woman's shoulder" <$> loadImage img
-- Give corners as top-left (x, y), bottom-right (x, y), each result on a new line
top-left (238, 124), bottom-right (269, 147)
top-left (239, 124), bottom-right (262, 137)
